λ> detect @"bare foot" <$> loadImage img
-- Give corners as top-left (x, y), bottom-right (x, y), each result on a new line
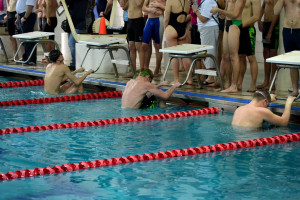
top-left (237, 84), bottom-right (242, 91)
top-left (215, 88), bottom-right (222, 92)
top-left (247, 85), bottom-right (257, 92)
top-left (290, 91), bottom-right (299, 97)
top-left (221, 85), bottom-right (238, 93)
top-left (123, 73), bottom-right (133, 78)
top-left (171, 81), bottom-right (181, 85)
top-left (154, 72), bottom-right (162, 77)
top-left (257, 82), bottom-right (268, 89)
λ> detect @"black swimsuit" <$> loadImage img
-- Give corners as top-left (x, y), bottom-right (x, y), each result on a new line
top-left (168, 0), bottom-right (188, 38)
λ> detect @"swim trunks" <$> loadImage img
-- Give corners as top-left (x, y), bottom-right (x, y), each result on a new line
top-left (140, 95), bottom-right (158, 109)
top-left (7, 11), bottom-right (16, 36)
top-left (262, 21), bottom-right (279, 49)
top-left (142, 17), bottom-right (164, 44)
top-left (239, 26), bottom-right (256, 56)
top-left (43, 17), bottom-right (58, 40)
top-left (127, 17), bottom-right (145, 42)
top-left (282, 28), bottom-right (300, 52)
top-left (225, 20), bottom-right (242, 32)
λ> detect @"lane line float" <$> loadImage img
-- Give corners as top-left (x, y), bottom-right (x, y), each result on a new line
top-left (0, 80), bottom-right (44, 88)
top-left (0, 107), bottom-right (219, 135)
top-left (0, 131), bottom-right (299, 181)
top-left (0, 91), bottom-right (122, 107)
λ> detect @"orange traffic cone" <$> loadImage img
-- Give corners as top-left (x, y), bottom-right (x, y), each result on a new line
top-left (99, 17), bottom-right (107, 35)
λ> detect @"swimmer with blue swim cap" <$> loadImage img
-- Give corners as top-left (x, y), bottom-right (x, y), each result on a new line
top-left (44, 50), bottom-right (94, 95)
top-left (122, 69), bottom-right (181, 109)
top-left (232, 90), bottom-right (296, 128)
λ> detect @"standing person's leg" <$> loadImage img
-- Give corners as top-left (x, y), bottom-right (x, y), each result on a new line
top-left (268, 49), bottom-right (278, 90)
top-left (178, 38), bottom-right (193, 85)
top-left (68, 29), bottom-right (85, 68)
top-left (200, 25), bottom-right (219, 84)
top-left (135, 17), bottom-right (145, 70)
top-left (221, 25), bottom-right (241, 93)
top-left (20, 13), bottom-right (37, 64)
top-left (142, 18), bottom-right (153, 69)
top-left (153, 17), bottom-right (164, 76)
top-left (237, 54), bottom-right (246, 91)
top-left (165, 26), bottom-right (180, 84)
top-left (7, 11), bottom-right (18, 59)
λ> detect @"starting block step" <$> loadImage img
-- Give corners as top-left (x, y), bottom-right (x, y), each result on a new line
top-left (194, 69), bottom-right (217, 76)
top-left (111, 59), bottom-right (129, 66)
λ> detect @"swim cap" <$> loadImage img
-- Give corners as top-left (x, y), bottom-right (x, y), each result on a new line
top-left (134, 69), bottom-right (154, 81)
top-left (49, 50), bottom-right (62, 62)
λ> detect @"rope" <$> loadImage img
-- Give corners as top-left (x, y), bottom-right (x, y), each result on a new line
top-left (0, 80), bottom-right (44, 88)
top-left (0, 107), bottom-right (219, 135)
top-left (1, 131), bottom-right (299, 181)
top-left (0, 91), bottom-right (122, 107)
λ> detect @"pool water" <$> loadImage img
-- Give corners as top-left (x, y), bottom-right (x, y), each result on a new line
top-left (0, 77), bottom-right (300, 199)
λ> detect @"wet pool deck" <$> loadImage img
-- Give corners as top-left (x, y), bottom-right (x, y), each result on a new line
top-left (0, 57), bottom-right (299, 117)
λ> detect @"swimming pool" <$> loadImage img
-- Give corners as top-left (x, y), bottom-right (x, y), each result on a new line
top-left (0, 77), bottom-right (300, 199)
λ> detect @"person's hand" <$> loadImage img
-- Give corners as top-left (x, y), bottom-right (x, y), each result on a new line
top-left (270, 94), bottom-right (277, 102)
top-left (80, 67), bottom-right (85, 72)
top-left (287, 96), bottom-right (296, 103)
top-left (192, 5), bottom-right (198, 13)
top-left (47, 18), bottom-right (51, 26)
top-left (210, 7), bottom-right (218, 14)
top-left (159, 81), bottom-right (170, 86)
top-left (173, 82), bottom-right (181, 88)
top-left (88, 69), bottom-right (94, 74)
top-left (265, 32), bottom-right (271, 42)
top-left (21, 17), bottom-right (26, 24)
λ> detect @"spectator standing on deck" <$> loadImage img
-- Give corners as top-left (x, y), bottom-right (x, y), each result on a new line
top-left (274, 0), bottom-right (300, 97)
top-left (16, 0), bottom-right (37, 65)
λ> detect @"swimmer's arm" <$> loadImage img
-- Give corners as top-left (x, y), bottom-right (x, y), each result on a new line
top-left (211, 0), bottom-right (245, 19)
top-left (104, 0), bottom-right (113, 16)
top-left (142, 0), bottom-right (151, 14)
top-left (274, 0), bottom-right (283, 16)
top-left (262, 96), bottom-right (296, 126)
top-left (164, 1), bottom-right (171, 29)
top-left (156, 81), bottom-right (169, 88)
top-left (134, 0), bottom-right (144, 7)
top-left (153, 1), bottom-right (166, 11)
top-left (71, 67), bottom-right (85, 75)
top-left (258, 1), bottom-right (265, 32)
top-left (242, 0), bottom-right (261, 27)
top-left (192, 5), bottom-right (209, 23)
top-left (63, 65), bottom-right (94, 86)
top-left (147, 82), bottom-right (180, 100)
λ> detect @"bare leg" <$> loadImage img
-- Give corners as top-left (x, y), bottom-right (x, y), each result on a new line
top-left (125, 41), bottom-right (137, 78)
top-left (165, 26), bottom-right (180, 83)
top-left (9, 36), bottom-right (18, 59)
top-left (221, 25), bottom-right (240, 93)
top-left (290, 68), bottom-right (299, 97)
top-left (257, 47), bottom-right (271, 89)
top-left (142, 42), bottom-right (151, 69)
top-left (237, 55), bottom-right (246, 91)
top-left (136, 42), bottom-right (144, 70)
top-left (154, 43), bottom-right (163, 76)
top-left (179, 38), bottom-right (193, 84)
top-left (247, 55), bottom-right (258, 92)
top-left (267, 49), bottom-right (278, 90)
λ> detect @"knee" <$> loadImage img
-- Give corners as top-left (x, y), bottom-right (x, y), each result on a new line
top-left (129, 43), bottom-right (136, 52)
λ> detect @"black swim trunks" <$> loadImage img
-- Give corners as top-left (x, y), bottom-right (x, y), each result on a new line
top-left (127, 17), bottom-right (145, 42)
top-left (43, 17), bottom-right (58, 40)
top-left (239, 26), bottom-right (256, 56)
top-left (140, 95), bottom-right (158, 109)
top-left (282, 28), bottom-right (300, 52)
top-left (7, 11), bottom-right (17, 36)
top-left (225, 20), bottom-right (242, 32)
top-left (262, 21), bottom-right (279, 49)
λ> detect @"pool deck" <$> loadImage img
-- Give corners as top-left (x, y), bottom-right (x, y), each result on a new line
top-left (0, 58), bottom-right (299, 117)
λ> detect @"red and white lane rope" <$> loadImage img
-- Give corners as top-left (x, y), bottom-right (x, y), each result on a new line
top-left (0, 91), bottom-right (122, 107)
top-left (0, 80), bottom-right (44, 88)
top-left (0, 131), bottom-right (299, 181)
top-left (0, 107), bottom-right (219, 135)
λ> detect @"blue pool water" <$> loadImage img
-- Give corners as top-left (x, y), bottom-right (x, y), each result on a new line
top-left (1, 77), bottom-right (300, 199)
